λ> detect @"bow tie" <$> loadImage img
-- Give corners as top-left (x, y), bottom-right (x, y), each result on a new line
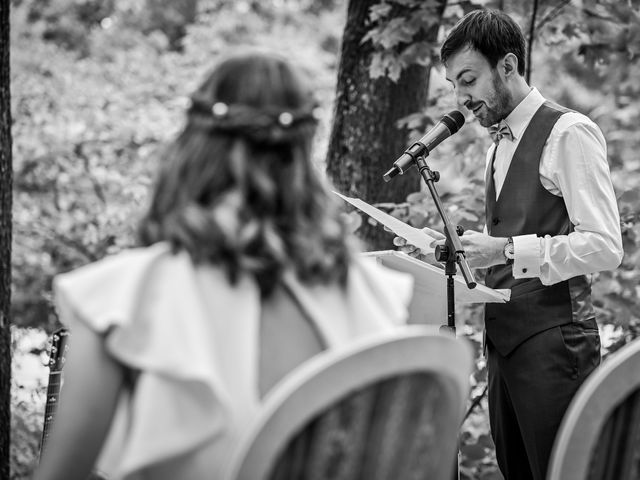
top-left (488, 121), bottom-right (514, 144)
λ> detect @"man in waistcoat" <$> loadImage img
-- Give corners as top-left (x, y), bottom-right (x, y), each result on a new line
top-left (395, 9), bottom-right (623, 480)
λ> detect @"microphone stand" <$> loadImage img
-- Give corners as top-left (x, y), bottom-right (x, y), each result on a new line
top-left (414, 156), bottom-right (476, 336)
top-left (414, 156), bottom-right (475, 480)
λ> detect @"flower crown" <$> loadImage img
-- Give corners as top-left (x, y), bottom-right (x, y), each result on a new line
top-left (188, 99), bottom-right (322, 144)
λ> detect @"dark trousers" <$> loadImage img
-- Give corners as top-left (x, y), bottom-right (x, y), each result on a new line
top-left (487, 319), bottom-right (601, 480)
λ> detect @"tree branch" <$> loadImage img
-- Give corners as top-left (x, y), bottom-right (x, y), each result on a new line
top-left (535, 0), bottom-right (573, 33)
top-left (73, 142), bottom-right (107, 205)
top-left (464, 384), bottom-right (488, 420)
top-left (527, 0), bottom-right (539, 84)
top-left (19, 224), bottom-right (100, 263)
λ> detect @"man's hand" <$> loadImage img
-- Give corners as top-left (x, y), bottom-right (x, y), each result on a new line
top-left (431, 230), bottom-right (507, 269)
top-left (394, 228), bottom-right (508, 269)
top-left (392, 227), bottom-right (446, 267)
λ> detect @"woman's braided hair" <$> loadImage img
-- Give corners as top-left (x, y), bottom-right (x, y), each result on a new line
top-left (188, 99), bottom-right (322, 145)
top-left (138, 51), bottom-right (355, 296)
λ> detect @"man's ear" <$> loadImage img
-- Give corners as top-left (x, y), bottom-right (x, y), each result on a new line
top-left (502, 53), bottom-right (519, 78)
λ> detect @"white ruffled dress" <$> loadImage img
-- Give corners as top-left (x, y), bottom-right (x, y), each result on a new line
top-left (53, 242), bottom-right (413, 480)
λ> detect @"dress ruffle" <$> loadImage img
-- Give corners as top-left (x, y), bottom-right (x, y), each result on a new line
top-left (53, 243), bottom-right (413, 479)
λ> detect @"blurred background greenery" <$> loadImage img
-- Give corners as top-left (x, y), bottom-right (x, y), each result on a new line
top-left (8, 1), bottom-right (640, 478)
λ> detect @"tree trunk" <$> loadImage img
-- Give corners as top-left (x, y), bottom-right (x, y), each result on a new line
top-left (0, 0), bottom-right (11, 477)
top-left (326, 0), bottom-right (445, 250)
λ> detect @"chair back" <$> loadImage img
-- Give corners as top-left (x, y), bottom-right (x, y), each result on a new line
top-left (226, 326), bottom-right (473, 480)
top-left (547, 337), bottom-right (640, 480)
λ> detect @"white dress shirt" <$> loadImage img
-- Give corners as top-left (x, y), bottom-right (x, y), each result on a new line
top-left (486, 88), bottom-right (623, 285)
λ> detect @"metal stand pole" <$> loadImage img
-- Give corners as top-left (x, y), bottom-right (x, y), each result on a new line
top-left (414, 156), bottom-right (476, 480)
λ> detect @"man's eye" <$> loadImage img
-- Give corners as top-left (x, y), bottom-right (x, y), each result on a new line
top-left (462, 78), bottom-right (476, 86)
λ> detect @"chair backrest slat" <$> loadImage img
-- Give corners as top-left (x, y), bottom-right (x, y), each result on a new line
top-left (548, 339), bottom-right (640, 480)
top-left (270, 372), bottom-right (456, 480)
top-left (364, 375), bottom-right (419, 480)
top-left (614, 390), bottom-right (640, 480)
top-left (226, 327), bottom-right (473, 480)
top-left (304, 386), bottom-right (376, 480)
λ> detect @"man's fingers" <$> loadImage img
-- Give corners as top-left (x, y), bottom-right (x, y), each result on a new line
top-left (398, 245), bottom-right (422, 257)
top-left (421, 226), bottom-right (446, 240)
top-left (392, 236), bottom-right (407, 247)
top-left (393, 236), bottom-right (423, 257)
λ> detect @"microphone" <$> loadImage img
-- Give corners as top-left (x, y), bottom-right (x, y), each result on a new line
top-left (383, 110), bottom-right (465, 182)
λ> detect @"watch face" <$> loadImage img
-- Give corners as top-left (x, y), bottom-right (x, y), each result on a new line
top-left (504, 242), bottom-right (515, 259)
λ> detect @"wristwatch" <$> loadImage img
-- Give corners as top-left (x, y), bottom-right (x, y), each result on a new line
top-left (503, 237), bottom-right (515, 265)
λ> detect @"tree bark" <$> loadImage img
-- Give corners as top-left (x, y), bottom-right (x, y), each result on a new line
top-left (527, 0), bottom-right (539, 84)
top-left (0, 0), bottom-right (11, 477)
top-left (326, 0), bottom-right (446, 250)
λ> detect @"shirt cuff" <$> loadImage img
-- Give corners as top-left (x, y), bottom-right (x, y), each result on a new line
top-left (512, 234), bottom-right (541, 278)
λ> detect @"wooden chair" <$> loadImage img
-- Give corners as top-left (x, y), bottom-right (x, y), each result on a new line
top-left (547, 337), bottom-right (640, 480)
top-left (225, 325), bottom-right (474, 480)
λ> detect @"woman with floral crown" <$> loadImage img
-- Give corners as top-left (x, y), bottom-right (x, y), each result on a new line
top-left (34, 50), bottom-right (413, 480)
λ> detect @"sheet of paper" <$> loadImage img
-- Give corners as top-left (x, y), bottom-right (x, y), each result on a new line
top-left (334, 191), bottom-right (443, 252)
top-left (364, 250), bottom-right (511, 302)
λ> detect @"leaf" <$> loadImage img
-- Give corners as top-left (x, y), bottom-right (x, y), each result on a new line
top-left (456, 210), bottom-right (479, 221)
top-left (460, 442), bottom-right (487, 461)
top-left (369, 51), bottom-right (407, 81)
top-left (396, 111), bottom-right (431, 130)
top-left (340, 211), bottom-right (363, 234)
top-left (618, 187), bottom-right (640, 205)
top-left (377, 18), bottom-right (419, 50)
top-left (361, 26), bottom-right (382, 45)
top-left (477, 433), bottom-right (494, 449)
top-left (368, 52), bottom-right (387, 79)
top-left (391, 0), bottom-right (420, 6)
top-left (408, 209), bottom-right (428, 227)
top-left (368, 3), bottom-right (392, 23)
top-left (607, 2), bottom-right (639, 24)
top-left (479, 469), bottom-right (505, 480)
top-left (407, 191), bottom-right (429, 203)
top-left (562, 22), bottom-right (582, 40)
top-left (399, 41), bottom-right (437, 67)
top-left (388, 60), bottom-right (403, 82)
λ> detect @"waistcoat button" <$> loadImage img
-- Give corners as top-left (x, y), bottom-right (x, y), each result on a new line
top-left (492, 217), bottom-right (500, 225)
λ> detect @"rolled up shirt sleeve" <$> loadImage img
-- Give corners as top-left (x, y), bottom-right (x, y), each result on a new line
top-left (511, 116), bottom-right (623, 285)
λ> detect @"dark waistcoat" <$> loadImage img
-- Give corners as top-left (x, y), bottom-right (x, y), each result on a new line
top-left (484, 101), bottom-right (594, 357)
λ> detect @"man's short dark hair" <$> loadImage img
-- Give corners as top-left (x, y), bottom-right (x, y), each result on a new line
top-left (440, 10), bottom-right (527, 76)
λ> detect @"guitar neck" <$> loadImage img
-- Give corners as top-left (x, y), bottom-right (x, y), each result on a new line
top-left (40, 370), bottom-right (62, 454)
top-left (39, 328), bottom-right (69, 461)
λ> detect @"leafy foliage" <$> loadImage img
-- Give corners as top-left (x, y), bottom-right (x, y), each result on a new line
top-left (10, 327), bottom-right (47, 480)
top-left (362, 0), bottom-right (445, 81)
top-left (10, 0), bottom-right (342, 331)
top-left (9, 0), bottom-right (640, 479)
top-left (10, 1), bottom-right (344, 476)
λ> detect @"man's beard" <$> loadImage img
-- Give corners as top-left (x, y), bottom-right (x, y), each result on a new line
top-left (477, 72), bottom-right (513, 127)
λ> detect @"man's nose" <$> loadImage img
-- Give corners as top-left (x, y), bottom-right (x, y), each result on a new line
top-left (456, 92), bottom-right (471, 109)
